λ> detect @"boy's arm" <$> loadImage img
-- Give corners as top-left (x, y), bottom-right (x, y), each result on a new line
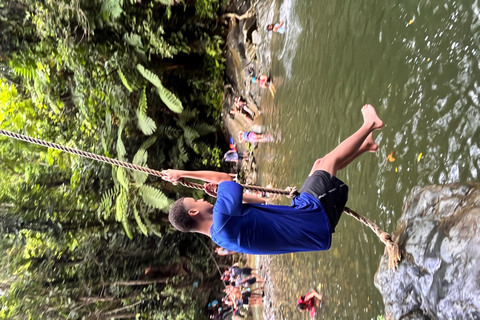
top-left (161, 169), bottom-right (232, 184)
top-left (242, 193), bottom-right (267, 204)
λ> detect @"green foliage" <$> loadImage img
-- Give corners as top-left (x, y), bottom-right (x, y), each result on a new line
top-left (140, 185), bottom-right (170, 210)
top-left (137, 64), bottom-right (184, 114)
top-left (136, 87), bottom-right (157, 135)
top-left (0, 0), bottom-right (230, 317)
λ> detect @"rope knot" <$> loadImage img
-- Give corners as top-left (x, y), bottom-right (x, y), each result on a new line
top-left (285, 186), bottom-right (299, 198)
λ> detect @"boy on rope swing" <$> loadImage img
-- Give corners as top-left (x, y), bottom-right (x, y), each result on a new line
top-left (163, 105), bottom-right (383, 254)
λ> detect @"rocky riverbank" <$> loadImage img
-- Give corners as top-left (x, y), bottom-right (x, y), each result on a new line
top-left (222, 0), bottom-right (271, 186)
top-left (375, 183), bottom-right (480, 320)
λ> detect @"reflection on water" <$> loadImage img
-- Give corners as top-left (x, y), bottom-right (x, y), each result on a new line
top-left (253, 0), bottom-right (480, 319)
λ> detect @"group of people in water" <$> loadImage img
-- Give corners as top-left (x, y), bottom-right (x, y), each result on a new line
top-left (208, 248), bottom-right (324, 319)
top-left (207, 260), bottom-right (264, 319)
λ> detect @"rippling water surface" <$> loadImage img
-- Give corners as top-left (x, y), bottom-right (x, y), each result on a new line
top-left (252, 0), bottom-right (480, 319)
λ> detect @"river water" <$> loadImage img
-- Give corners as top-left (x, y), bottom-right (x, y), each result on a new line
top-left (251, 0), bottom-right (480, 319)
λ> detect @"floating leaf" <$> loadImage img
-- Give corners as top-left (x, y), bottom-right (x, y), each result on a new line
top-left (387, 151), bottom-right (396, 162)
top-left (417, 153), bottom-right (423, 162)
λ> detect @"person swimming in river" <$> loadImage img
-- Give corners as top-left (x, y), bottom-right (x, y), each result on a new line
top-left (297, 288), bottom-right (323, 318)
top-left (252, 75), bottom-right (276, 97)
top-left (266, 21), bottom-right (285, 34)
top-left (164, 104), bottom-right (383, 256)
top-left (238, 130), bottom-right (274, 143)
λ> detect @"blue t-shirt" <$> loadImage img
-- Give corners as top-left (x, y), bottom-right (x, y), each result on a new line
top-left (210, 181), bottom-right (332, 254)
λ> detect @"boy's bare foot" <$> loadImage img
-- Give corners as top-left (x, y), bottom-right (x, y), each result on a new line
top-left (362, 104), bottom-right (384, 130)
top-left (362, 132), bottom-right (378, 153)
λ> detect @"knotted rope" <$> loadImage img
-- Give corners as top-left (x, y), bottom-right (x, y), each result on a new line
top-left (0, 129), bottom-right (400, 268)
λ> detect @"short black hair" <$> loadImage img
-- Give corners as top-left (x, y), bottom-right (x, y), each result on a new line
top-left (168, 198), bottom-right (198, 232)
top-left (297, 296), bottom-right (307, 311)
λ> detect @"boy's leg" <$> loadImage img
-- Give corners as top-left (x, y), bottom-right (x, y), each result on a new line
top-left (315, 105), bottom-right (383, 177)
top-left (307, 132), bottom-right (378, 176)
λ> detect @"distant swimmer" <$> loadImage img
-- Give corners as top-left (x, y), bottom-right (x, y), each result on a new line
top-left (297, 288), bottom-right (323, 318)
top-left (267, 21), bottom-right (285, 34)
top-left (252, 75), bottom-right (276, 97)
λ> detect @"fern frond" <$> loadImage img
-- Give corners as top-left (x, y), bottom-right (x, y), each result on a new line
top-left (117, 122), bottom-right (127, 157)
top-left (136, 110), bottom-right (157, 135)
top-left (100, 0), bottom-right (123, 22)
top-left (105, 111), bottom-right (112, 134)
top-left (138, 86), bottom-right (147, 117)
top-left (122, 211), bottom-right (134, 239)
top-left (192, 122), bottom-right (216, 136)
top-left (132, 148), bottom-right (148, 167)
top-left (193, 141), bottom-right (210, 155)
top-left (118, 69), bottom-right (133, 92)
top-left (115, 190), bottom-right (128, 222)
top-left (117, 167), bottom-right (130, 191)
top-left (123, 32), bottom-right (143, 48)
top-left (177, 139), bottom-right (188, 164)
top-left (139, 185), bottom-right (169, 209)
top-left (137, 64), bottom-right (162, 88)
top-left (178, 109), bottom-right (199, 122)
top-left (132, 149), bottom-right (148, 186)
top-left (158, 124), bottom-right (180, 139)
top-left (97, 186), bottom-right (120, 219)
top-left (156, 86), bottom-right (183, 114)
top-left (139, 136), bottom-right (157, 150)
top-left (10, 58), bottom-right (36, 81)
top-left (140, 210), bottom-right (163, 238)
top-left (133, 206), bottom-right (148, 236)
top-left (182, 126), bottom-right (200, 146)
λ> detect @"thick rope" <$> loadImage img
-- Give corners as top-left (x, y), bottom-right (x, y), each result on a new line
top-left (0, 129), bottom-right (400, 268)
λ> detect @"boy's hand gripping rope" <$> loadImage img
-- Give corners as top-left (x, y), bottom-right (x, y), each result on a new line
top-left (0, 129), bottom-right (401, 268)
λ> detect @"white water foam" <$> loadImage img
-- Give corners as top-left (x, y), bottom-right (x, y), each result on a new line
top-left (278, 0), bottom-right (303, 78)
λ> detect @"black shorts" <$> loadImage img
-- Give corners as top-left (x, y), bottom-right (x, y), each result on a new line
top-left (299, 170), bottom-right (349, 232)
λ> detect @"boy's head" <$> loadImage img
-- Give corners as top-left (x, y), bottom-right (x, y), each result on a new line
top-left (266, 24), bottom-right (274, 31)
top-left (169, 197), bottom-right (213, 232)
top-left (297, 300), bottom-right (307, 312)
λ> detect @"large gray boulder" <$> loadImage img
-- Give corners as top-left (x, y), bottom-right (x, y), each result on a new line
top-left (375, 183), bottom-right (480, 320)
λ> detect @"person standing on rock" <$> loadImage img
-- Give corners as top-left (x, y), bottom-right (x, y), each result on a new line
top-left (238, 130), bottom-right (273, 143)
top-left (164, 105), bottom-right (383, 255)
top-left (252, 75), bottom-right (276, 97)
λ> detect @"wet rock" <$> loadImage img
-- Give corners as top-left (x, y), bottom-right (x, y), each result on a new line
top-left (375, 183), bottom-right (480, 320)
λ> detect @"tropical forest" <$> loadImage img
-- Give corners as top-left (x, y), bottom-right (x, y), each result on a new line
top-left (0, 0), bottom-right (233, 318)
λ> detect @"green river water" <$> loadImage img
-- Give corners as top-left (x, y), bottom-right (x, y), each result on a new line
top-left (250, 0), bottom-right (480, 319)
